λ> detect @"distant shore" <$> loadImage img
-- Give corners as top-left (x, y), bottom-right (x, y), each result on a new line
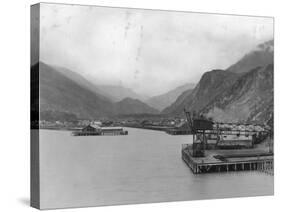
top-left (37, 125), bottom-right (174, 132)
top-left (37, 127), bottom-right (80, 131)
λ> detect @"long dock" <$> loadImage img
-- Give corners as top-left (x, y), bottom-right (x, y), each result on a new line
top-left (182, 144), bottom-right (273, 174)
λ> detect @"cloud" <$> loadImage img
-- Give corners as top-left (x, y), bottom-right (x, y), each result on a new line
top-left (40, 3), bottom-right (273, 96)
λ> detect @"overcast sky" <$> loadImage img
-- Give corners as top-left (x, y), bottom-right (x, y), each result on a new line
top-left (39, 3), bottom-right (273, 96)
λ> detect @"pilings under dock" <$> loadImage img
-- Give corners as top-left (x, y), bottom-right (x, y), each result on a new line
top-left (182, 145), bottom-right (273, 174)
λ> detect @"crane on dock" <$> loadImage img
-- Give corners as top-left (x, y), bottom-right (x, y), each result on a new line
top-left (183, 109), bottom-right (214, 157)
top-left (183, 108), bottom-right (193, 133)
top-left (183, 108), bottom-right (273, 157)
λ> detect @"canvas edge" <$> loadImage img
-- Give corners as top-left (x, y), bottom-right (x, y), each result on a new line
top-left (30, 3), bottom-right (41, 210)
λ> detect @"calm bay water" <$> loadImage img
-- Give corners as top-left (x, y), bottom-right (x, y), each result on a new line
top-left (39, 128), bottom-right (273, 209)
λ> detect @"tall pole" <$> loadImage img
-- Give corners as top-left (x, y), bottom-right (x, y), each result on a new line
top-left (203, 130), bottom-right (205, 155)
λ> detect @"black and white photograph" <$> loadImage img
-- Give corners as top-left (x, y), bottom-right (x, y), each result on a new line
top-left (30, 2), bottom-right (274, 210)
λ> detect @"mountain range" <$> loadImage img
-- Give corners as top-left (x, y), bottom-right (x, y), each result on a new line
top-left (34, 62), bottom-right (159, 120)
top-left (38, 62), bottom-right (115, 119)
top-left (53, 66), bottom-right (147, 102)
top-left (115, 98), bottom-right (158, 115)
top-left (33, 39), bottom-right (273, 124)
top-left (97, 85), bottom-right (148, 102)
top-left (203, 64), bottom-right (273, 123)
top-left (162, 70), bottom-right (238, 114)
top-left (227, 40), bottom-right (273, 74)
top-left (162, 39), bottom-right (274, 124)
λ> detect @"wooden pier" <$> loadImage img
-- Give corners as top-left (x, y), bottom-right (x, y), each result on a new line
top-left (72, 125), bottom-right (128, 136)
top-left (182, 144), bottom-right (273, 174)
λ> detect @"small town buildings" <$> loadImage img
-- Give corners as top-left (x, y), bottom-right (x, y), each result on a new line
top-left (217, 134), bottom-right (253, 149)
top-left (166, 122), bottom-right (192, 135)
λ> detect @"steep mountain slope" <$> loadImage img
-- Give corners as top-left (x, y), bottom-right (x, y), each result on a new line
top-left (162, 70), bottom-right (238, 115)
top-left (115, 98), bottom-right (159, 115)
top-left (161, 89), bottom-right (193, 113)
top-left (38, 62), bottom-right (115, 119)
top-left (203, 64), bottom-right (273, 123)
top-left (162, 40), bottom-right (274, 124)
top-left (54, 66), bottom-right (148, 102)
top-left (54, 66), bottom-right (111, 102)
top-left (33, 62), bottom-right (158, 120)
top-left (146, 83), bottom-right (195, 111)
top-left (227, 40), bottom-right (273, 74)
